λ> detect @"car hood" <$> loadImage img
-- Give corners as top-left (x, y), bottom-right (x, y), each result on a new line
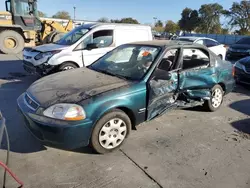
top-left (32, 43), bottom-right (69, 52)
top-left (27, 68), bottom-right (130, 108)
top-left (230, 44), bottom-right (250, 50)
top-left (238, 56), bottom-right (250, 65)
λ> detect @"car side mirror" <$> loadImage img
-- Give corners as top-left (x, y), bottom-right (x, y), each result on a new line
top-left (154, 69), bottom-right (172, 80)
top-left (85, 43), bottom-right (98, 50)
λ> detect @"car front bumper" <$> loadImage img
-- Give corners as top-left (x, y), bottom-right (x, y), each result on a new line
top-left (23, 61), bottom-right (56, 76)
top-left (17, 93), bottom-right (94, 149)
top-left (234, 67), bottom-right (250, 84)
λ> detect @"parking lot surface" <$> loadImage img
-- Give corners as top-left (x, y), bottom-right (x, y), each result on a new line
top-left (0, 54), bottom-right (249, 188)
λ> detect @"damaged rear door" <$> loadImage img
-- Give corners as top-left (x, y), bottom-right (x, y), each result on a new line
top-left (178, 47), bottom-right (217, 101)
top-left (147, 48), bottom-right (181, 120)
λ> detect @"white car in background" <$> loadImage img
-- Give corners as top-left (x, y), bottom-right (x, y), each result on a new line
top-left (176, 37), bottom-right (227, 60)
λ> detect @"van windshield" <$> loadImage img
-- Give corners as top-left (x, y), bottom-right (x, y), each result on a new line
top-left (54, 27), bottom-right (89, 45)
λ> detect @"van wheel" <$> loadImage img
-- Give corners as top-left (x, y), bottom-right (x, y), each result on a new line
top-left (58, 62), bottom-right (78, 71)
top-left (91, 109), bottom-right (131, 154)
top-left (218, 55), bottom-right (223, 60)
top-left (0, 30), bottom-right (24, 54)
top-left (204, 84), bottom-right (224, 112)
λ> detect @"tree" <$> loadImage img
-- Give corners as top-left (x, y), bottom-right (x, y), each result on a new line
top-left (52, 11), bottom-right (71, 19)
top-left (165, 20), bottom-right (179, 33)
top-left (224, 1), bottom-right (250, 35)
top-left (198, 3), bottom-right (224, 33)
top-left (38, 11), bottom-right (46, 17)
top-left (98, 17), bottom-right (110, 23)
top-left (178, 8), bottom-right (200, 32)
top-left (111, 17), bottom-right (139, 24)
top-left (155, 20), bottom-right (163, 27)
top-left (221, 28), bottom-right (229, 34)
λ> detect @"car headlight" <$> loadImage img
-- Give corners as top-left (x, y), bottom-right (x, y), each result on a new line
top-left (43, 103), bottom-right (86, 121)
top-left (228, 47), bottom-right (233, 51)
top-left (34, 50), bottom-right (61, 60)
top-left (234, 61), bottom-right (244, 69)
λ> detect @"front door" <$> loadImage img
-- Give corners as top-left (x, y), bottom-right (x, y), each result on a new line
top-left (147, 48), bottom-right (180, 120)
top-left (82, 29), bottom-right (115, 66)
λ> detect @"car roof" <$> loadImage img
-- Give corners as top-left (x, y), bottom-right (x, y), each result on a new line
top-left (178, 36), bottom-right (217, 42)
top-left (128, 40), bottom-right (205, 48)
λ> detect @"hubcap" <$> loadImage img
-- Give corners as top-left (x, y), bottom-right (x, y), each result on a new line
top-left (4, 37), bottom-right (17, 49)
top-left (211, 88), bottom-right (223, 108)
top-left (99, 118), bottom-right (127, 149)
top-left (62, 66), bottom-right (74, 70)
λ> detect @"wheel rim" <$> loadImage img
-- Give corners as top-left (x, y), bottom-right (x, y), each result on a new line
top-left (62, 66), bottom-right (75, 70)
top-left (211, 88), bottom-right (223, 108)
top-left (99, 118), bottom-right (127, 149)
top-left (4, 37), bottom-right (17, 49)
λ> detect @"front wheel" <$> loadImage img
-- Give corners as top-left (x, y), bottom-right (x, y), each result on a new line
top-left (58, 62), bottom-right (78, 71)
top-left (91, 109), bottom-right (131, 154)
top-left (204, 85), bottom-right (224, 112)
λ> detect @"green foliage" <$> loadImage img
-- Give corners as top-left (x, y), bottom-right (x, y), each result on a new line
top-left (52, 11), bottom-right (71, 19)
top-left (38, 11), bottom-right (46, 17)
top-left (98, 17), bottom-right (110, 23)
top-left (165, 20), bottom-right (180, 33)
top-left (111, 17), bottom-right (139, 24)
top-left (197, 3), bottom-right (224, 33)
top-left (178, 8), bottom-right (200, 32)
top-left (224, 1), bottom-right (250, 35)
top-left (155, 20), bottom-right (163, 27)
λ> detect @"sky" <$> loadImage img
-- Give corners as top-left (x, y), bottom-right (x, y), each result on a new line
top-left (0, 0), bottom-right (242, 24)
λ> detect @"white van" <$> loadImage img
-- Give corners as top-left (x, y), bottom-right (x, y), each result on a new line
top-left (23, 23), bottom-right (153, 75)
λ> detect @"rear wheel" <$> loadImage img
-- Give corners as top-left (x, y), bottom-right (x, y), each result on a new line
top-left (204, 84), bottom-right (224, 112)
top-left (58, 62), bottom-right (78, 71)
top-left (0, 30), bottom-right (24, 54)
top-left (91, 109), bottom-right (131, 154)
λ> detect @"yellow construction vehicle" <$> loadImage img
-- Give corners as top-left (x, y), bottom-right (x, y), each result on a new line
top-left (0, 0), bottom-right (73, 54)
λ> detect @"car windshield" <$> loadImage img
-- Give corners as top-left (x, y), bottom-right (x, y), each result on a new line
top-left (236, 37), bottom-right (250, 45)
top-left (89, 44), bottom-right (162, 81)
top-left (54, 27), bottom-right (89, 45)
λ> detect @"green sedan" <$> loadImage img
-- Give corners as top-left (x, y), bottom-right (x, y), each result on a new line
top-left (17, 40), bottom-right (235, 154)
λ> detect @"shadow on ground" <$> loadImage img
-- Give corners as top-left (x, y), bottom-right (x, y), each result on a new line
top-left (230, 99), bottom-right (250, 138)
top-left (0, 59), bottom-right (98, 154)
top-left (0, 59), bottom-right (47, 153)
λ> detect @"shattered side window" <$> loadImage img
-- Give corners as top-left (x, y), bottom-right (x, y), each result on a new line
top-left (182, 48), bottom-right (210, 70)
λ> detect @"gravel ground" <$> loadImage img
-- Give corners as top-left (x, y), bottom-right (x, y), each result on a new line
top-left (0, 54), bottom-right (249, 188)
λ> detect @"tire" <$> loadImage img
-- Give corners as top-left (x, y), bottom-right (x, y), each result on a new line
top-left (0, 30), bottom-right (24, 54)
top-left (218, 54), bottom-right (223, 60)
top-left (91, 109), bottom-right (131, 154)
top-left (204, 84), bottom-right (224, 112)
top-left (58, 62), bottom-right (78, 71)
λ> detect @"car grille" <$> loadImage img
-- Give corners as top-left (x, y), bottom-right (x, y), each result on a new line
top-left (24, 93), bottom-right (39, 111)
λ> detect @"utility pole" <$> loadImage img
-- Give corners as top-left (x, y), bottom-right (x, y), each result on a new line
top-left (153, 17), bottom-right (157, 27)
top-left (73, 7), bottom-right (76, 20)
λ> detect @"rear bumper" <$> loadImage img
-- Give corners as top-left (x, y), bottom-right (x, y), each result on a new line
top-left (17, 93), bottom-right (93, 149)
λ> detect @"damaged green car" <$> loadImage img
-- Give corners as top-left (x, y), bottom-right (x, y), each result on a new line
top-left (17, 40), bottom-right (235, 154)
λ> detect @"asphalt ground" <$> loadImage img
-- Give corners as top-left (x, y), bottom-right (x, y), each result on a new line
top-left (0, 54), bottom-right (249, 188)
